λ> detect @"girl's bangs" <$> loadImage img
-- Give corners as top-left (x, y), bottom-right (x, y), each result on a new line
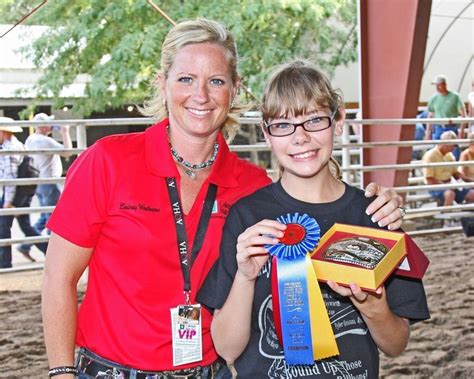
top-left (263, 76), bottom-right (332, 121)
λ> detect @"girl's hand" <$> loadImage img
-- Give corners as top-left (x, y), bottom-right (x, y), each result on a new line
top-left (326, 281), bottom-right (389, 319)
top-left (235, 220), bottom-right (286, 281)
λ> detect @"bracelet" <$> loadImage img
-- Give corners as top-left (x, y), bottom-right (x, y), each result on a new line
top-left (48, 366), bottom-right (78, 377)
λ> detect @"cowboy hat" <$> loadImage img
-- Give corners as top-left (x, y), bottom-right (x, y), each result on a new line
top-left (33, 113), bottom-right (55, 123)
top-left (0, 117), bottom-right (23, 133)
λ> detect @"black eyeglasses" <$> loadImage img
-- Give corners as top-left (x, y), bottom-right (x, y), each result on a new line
top-left (264, 110), bottom-right (337, 137)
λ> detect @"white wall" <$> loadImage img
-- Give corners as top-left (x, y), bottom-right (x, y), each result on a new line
top-left (333, 0), bottom-right (473, 104)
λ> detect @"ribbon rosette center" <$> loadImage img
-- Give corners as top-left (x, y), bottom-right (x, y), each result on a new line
top-left (280, 224), bottom-right (306, 245)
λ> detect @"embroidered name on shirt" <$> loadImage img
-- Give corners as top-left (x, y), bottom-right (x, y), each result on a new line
top-left (119, 202), bottom-right (160, 212)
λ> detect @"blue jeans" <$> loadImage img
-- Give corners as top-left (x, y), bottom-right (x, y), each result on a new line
top-left (432, 124), bottom-right (459, 140)
top-left (429, 188), bottom-right (470, 204)
top-left (19, 184), bottom-right (60, 253)
top-left (76, 348), bottom-right (232, 379)
top-left (0, 194), bottom-right (48, 268)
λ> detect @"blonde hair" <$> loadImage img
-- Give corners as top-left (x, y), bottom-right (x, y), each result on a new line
top-left (440, 130), bottom-right (457, 141)
top-left (140, 18), bottom-right (243, 141)
top-left (262, 60), bottom-right (343, 179)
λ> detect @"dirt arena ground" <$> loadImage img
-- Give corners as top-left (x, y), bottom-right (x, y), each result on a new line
top-left (1, 232), bottom-right (473, 378)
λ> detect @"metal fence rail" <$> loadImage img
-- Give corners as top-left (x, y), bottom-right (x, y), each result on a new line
top-left (0, 116), bottom-right (473, 269)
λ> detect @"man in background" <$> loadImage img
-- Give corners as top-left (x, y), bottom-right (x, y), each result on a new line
top-left (0, 117), bottom-right (47, 268)
top-left (423, 131), bottom-right (474, 207)
top-left (17, 113), bottom-right (72, 257)
top-left (426, 75), bottom-right (466, 159)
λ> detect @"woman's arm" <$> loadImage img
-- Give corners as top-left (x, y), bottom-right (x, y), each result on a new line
top-left (364, 183), bottom-right (404, 230)
top-left (211, 220), bottom-right (286, 363)
top-left (327, 282), bottom-right (410, 357)
top-left (42, 233), bottom-right (93, 378)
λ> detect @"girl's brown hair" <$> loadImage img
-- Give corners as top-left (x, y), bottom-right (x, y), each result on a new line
top-left (261, 60), bottom-right (343, 179)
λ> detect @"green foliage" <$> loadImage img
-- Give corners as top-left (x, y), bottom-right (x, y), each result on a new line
top-left (5, 0), bottom-right (357, 116)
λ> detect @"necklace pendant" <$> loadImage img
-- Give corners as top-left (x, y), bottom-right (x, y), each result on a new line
top-left (185, 169), bottom-right (197, 180)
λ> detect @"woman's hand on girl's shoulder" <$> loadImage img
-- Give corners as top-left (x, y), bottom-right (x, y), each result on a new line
top-left (364, 183), bottom-right (404, 230)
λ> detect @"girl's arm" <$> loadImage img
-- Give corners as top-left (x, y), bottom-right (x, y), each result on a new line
top-left (327, 282), bottom-right (409, 357)
top-left (211, 220), bottom-right (286, 363)
top-left (42, 233), bottom-right (93, 378)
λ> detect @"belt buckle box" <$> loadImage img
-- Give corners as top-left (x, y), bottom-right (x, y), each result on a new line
top-left (311, 223), bottom-right (428, 291)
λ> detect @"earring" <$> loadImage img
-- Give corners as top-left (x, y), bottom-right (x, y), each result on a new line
top-left (163, 98), bottom-right (167, 108)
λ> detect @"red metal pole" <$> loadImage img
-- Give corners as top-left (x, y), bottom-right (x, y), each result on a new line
top-left (359, 0), bottom-right (432, 188)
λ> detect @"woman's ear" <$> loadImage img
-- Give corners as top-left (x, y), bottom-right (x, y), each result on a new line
top-left (232, 76), bottom-right (241, 101)
top-left (334, 108), bottom-right (346, 137)
top-left (156, 73), bottom-right (167, 99)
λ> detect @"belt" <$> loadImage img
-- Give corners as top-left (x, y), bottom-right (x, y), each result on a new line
top-left (77, 349), bottom-right (224, 379)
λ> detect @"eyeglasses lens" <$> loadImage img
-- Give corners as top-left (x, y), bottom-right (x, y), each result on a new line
top-left (268, 117), bottom-right (331, 136)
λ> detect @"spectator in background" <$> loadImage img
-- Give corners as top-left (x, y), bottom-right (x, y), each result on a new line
top-left (459, 131), bottom-right (474, 180)
top-left (467, 80), bottom-right (474, 133)
top-left (17, 113), bottom-right (72, 257)
top-left (0, 117), bottom-right (47, 268)
top-left (422, 130), bottom-right (474, 206)
top-left (413, 110), bottom-right (428, 160)
top-left (426, 75), bottom-right (466, 160)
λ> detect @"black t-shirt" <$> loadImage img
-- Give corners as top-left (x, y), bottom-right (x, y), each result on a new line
top-left (198, 182), bottom-right (430, 379)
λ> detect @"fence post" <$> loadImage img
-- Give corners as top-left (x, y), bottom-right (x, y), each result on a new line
top-left (76, 122), bottom-right (87, 150)
top-left (341, 122), bottom-right (350, 183)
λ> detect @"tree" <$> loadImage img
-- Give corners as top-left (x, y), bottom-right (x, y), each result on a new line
top-left (2, 0), bottom-right (357, 116)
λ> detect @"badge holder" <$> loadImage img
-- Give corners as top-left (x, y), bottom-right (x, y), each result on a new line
top-left (171, 291), bottom-right (202, 366)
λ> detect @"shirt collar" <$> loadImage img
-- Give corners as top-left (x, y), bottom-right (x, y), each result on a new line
top-left (145, 119), bottom-right (239, 188)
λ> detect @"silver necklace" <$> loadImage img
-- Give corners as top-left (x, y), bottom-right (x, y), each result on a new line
top-left (170, 142), bottom-right (219, 180)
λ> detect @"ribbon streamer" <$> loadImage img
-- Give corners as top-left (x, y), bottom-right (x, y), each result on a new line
top-left (269, 213), bottom-right (339, 364)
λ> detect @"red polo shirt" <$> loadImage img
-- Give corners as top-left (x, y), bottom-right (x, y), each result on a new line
top-left (47, 120), bottom-right (271, 370)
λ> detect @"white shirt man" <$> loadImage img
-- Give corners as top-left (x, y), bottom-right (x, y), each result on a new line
top-left (0, 117), bottom-right (47, 267)
top-left (17, 113), bottom-right (72, 257)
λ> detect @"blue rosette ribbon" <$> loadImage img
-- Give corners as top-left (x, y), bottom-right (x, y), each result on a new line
top-left (268, 213), bottom-right (339, 364)
top-left (266, 213), bottom-right (320, 260)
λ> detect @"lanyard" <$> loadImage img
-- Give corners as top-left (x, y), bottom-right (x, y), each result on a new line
top-left (166, 177), bottom-right (217, 304)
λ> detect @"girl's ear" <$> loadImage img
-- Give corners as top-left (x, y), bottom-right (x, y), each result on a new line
top-left (334, 108), bottom-right (346, 137)
top-left (260, 122), bottom-right (272, 148)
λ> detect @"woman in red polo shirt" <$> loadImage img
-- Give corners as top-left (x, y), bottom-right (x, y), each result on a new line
top-left (41, 18), bottom-right (405, 379)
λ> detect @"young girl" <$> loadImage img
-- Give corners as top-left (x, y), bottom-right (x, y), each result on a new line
top-left (198, 60), bottom-right (429, 378)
